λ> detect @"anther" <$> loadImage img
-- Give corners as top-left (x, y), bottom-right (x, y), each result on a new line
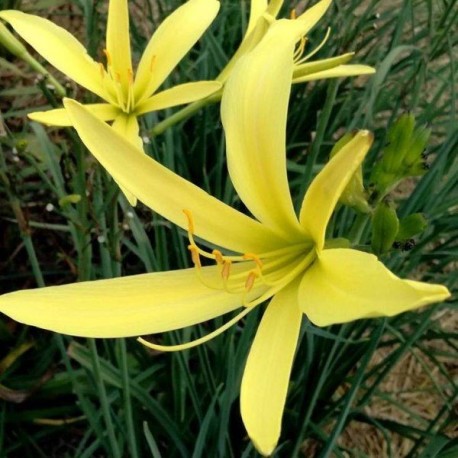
top-left (127, 68), bottom-right (134, 85)
top-left (221, 260), bottom-right (231, 281)
top-left (212, 249), bottom-right (224, 265)
top-left (243, 253), bottom-right (263, 270)
top-left (183, 209), bottom-right (195, 234)
top-left (245, 271), bottom-right (258, 292)
top-left (188, 245), bottom-right (201, 268)
top-left (290, 9), bottom-right (297, 20)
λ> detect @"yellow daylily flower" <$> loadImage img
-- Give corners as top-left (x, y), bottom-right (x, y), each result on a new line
top-left (219, 0), bottom-right (375, 84)
top-left (0, 0), bottom-right (222, 204)
top-left (0, 21), bottom-right (449, 456)
top-left (152, 0), bottom-right (375, 135)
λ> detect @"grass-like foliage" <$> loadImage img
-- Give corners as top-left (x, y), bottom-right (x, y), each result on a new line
top-left (0, 0), bottom-right (456, 456)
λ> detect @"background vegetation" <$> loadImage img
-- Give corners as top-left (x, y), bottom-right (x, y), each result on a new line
top-left (0, 0), bottom-right (456, 456)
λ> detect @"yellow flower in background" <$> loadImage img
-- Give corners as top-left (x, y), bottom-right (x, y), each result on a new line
top-left (0, 0), bottom-right (222, 204)
top-left (0, 20), bottom-right (449, 456)
top-left (218, 0), bottom-right (375, 84)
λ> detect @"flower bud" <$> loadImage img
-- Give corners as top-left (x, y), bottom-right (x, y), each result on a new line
top-left (395, 213), bottom-right (427, 241)
top-left (371, 200), bottom-right (399, 255)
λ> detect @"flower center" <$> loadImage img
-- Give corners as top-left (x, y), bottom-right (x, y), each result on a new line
top-left (183, 209), bottom-right (316, 308)
top-left (101, 49), bottom-right (136, 114)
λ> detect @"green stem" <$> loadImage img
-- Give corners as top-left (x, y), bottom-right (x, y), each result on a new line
top-left (151, 91), bottom-right (222, 137)
top-left (88, 339), bottom-right (121, 458)
top-left (119, 339), bottom-right (139, 458)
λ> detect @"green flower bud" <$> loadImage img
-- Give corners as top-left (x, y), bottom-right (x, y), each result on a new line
top-left (371, 200), bottom-right (399, 255)
top-left (396, 213), bottom-right (427, 241)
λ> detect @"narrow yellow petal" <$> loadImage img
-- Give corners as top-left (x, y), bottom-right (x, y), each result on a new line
top-left (111, 114), bottom-right (143, 206)
top-left (0, 266), bottom-right (249, 338)
top-left (246, 0), bottom-right (268, 37)
top-left (0, 11), bottom-right (107, 100)
top-left (241, 280), bottom-right (302, 456)
top-left (106, 0), bottom-right (132, 89)
top-left (222, 21), bottom-right (306, 241)
top-left (293, 53), bottom-right (355, 79)
top-left (295, 0), bottom-right (332, 35)
top-left (299, 131), bottom-right (373, 251)
top-left (28, 103), bottom-right (119, 126)
top-left (64, 99), bottom-right (286, 254)
top-left (293, 64), bottom-right (376, 83)
top-left (135, 81), bottom-right (222, 115)
top-left (134, 0), bottom-right (220, 103)
top-left (299, 248), bottom-right (451, 326)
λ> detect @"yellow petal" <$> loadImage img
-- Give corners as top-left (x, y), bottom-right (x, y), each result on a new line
top-left (246, 0), bottom-right (268, 37)
top-left (299, 248), bottom-right (451, 326)
top-left (0, 266), bottom-right (249, 338)
top-left (0, 10), bottom-right (107, 100)
top-left (64, 99), bottom-right (285, 254)
top-left (299, 131), bottom-right (373, 251)
top-left (221, 21), bottom-right (306, 241)
top-left (111, 113), bottom-right (143, 206)
top-left (292, 53), bottom-right (355, 79)
top-left (295, 0), bottom-right (332, 34)
top-left (106, 0), bottom-right (132, 89)
top-left (28, 103), bottom-right (119, 126)
top-left (134, 0), bottom-right (220, 103)
top-left (293, 64), bottom-right (376, 83)
top-left (241, 280), bottom-right (302, 456)
top-left (135, 81), bottom-right (222, 115)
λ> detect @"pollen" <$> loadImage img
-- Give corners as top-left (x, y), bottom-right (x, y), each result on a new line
top-left (188, 245), bottom-right (201, 268)
top-left (245, 271), bottom-right (258, 292)
top-left (183, 209), bottom-right (195, 234)
top-left (221, 260), bottom-right (231, 281)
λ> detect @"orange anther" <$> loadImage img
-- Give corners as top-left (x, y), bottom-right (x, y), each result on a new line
top-left (243, 253), bottom-right (263, 269)
top-left (212, 249), bottom-right (224, 264)
top-left (245, 271), bottom-right (258, 292)
top-left (182, 209), bottom-right (195, 234)
top-left (127, 68), bottom-right (134, 84)
top-left (290, 9), bottom-right (297, 20)
top-left (188, 245), bottom-right (201, 268)
top-left (221, 260), bottom-right (232, 281)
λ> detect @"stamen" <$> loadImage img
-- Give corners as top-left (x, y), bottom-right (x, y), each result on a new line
top-left (221, 260), bottom-right (231, 281)
top-left (290, 8), bottom-right (297, 20)
top-left (294, 36), bottom-right (307, 61)
top-left (188, 245), bottom-right (201, 268)
top-left (243, 250), bottom-right (316, 308)
top-left (243, 253), bottom-right (263, 270)
top-left (183, 209), bottom-right (195, 234)
top-left (296, 28), bottom-right (332, 65)
top-left (138, 306), bottom-right (254, 352)
top-left (212, 249), bottom-right (224, 264)
top-left (245, 271), bottom-right (258, 292)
